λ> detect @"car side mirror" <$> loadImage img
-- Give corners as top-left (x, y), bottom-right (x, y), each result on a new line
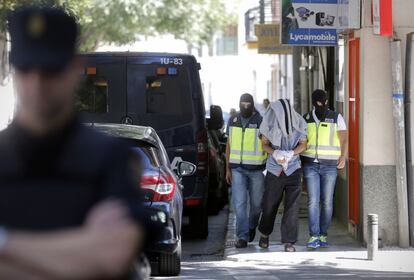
top-left (177, 161), bottom-right (196, 177)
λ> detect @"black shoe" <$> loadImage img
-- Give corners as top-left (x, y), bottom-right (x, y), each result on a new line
top-left (249, 228), bottom-right (256, 242)
top-left (259, 236), bottom-right (269, 249)
top-left (235, 239), bottom-right (248, 248)
top-left (284, 243), bottom-right (296, 252)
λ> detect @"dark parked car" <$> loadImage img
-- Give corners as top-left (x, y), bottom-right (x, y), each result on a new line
top-left (77, 52), bottom-right (209, 238)
top-left (91, 123), bottom-right (196, 276)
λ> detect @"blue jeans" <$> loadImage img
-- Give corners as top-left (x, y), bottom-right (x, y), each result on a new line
top-left (303, 163), bottom-right (338, 237)
top-left (231, 167), bottom-right (264, 241)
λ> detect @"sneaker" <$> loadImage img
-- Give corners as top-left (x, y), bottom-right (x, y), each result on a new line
top-left (249, 228), bottom-right (256, 242)
top-left (319, 235), bottom-right (329, 248)
top-left (307, 236), bottom-right (320, 249)
top-left (259, 236), bottom-right (269, 249)
top-left (235, 239), bottom-right (248, 248)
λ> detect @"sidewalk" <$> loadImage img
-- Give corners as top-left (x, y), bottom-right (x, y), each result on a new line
top-left (224, 192), bottom-right (414, 274)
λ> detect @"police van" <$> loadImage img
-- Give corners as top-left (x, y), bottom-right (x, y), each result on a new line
top-left (77, 52), bottom-right (209, 238)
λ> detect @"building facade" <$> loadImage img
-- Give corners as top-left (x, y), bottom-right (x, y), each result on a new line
top-left (244, 0), bottom-right (414, 247)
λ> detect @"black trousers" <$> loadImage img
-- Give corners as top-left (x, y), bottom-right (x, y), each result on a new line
top-left (258, 169), bottom-right (302, 244)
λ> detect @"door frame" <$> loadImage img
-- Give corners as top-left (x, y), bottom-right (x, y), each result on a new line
top-left (348, 35), bottom-right (360, 226)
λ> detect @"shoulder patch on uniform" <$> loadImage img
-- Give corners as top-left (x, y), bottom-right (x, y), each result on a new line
top-left (306, 114), bottom-right (310, 120)
top-left (233, 117), bottom-right (238, 123)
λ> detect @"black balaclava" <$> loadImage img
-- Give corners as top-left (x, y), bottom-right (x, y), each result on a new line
top-left (312, 89), bottom-right (328, 120)
top-left (239, 93), bottom-right (255, 118)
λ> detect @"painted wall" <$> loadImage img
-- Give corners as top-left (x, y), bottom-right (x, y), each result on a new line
top-left (360, 0), bottom-right (414, 166)
top-left (358, 0), bottom-right (414, 245)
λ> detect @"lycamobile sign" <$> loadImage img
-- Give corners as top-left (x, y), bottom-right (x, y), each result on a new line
top-left (281, 0), bottom-right (339, 46)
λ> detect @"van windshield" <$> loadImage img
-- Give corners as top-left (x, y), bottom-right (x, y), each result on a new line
top-left (128, 64), bottom-right (194, 130)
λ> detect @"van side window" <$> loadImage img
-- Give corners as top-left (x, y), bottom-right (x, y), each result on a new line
top-left (76, 75), bottom-right (109, 114)
top-left (145, 76), bottom-right (191, 115)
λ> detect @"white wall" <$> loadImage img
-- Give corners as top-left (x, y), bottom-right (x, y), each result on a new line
top-left (360, 28), bottom-right (395, 165)
top-left (356, 0), bottom-right (414, 245)
top-left (360, 0), bottom-right (414, 165)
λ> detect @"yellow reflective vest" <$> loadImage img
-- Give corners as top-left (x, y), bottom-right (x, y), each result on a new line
top-left (301, 110), bottom-right (341, 165)
top-left (228, 113), bottom-right (267, 169)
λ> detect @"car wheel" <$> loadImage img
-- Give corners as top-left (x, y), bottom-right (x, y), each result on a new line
top-left (189, 206), bottom-right (208, 239)
top-left (132, 254), bottom-right (151, 280)
top-left (158, 251), bottom-right (181, 276)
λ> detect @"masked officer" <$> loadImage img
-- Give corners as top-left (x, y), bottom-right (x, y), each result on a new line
top-left (225, 93), bottom-right (267, 248)
top-left (0, 6), bottom-right (161, 279)
top-left (301, 89), bottom-right (348, 249)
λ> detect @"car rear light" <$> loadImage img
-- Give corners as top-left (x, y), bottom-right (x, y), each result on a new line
top-left (196, 129), bottom-right (208, 176)
top-left (140, 171), bottom-right (177, 202)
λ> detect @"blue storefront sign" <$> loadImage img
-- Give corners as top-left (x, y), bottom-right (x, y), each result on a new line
top-left (281, 0), bottom-right (339, 46)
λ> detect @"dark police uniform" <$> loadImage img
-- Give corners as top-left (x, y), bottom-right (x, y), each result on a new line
top-left (0, 118), bottom-right (144, 230)
top-left (2, 6), bottom-right (159, 280)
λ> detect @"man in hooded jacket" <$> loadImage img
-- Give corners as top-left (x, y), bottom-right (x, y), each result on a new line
top-left (257, 99), bottom-right (307, 252)
top-left (225, 94), bottom-right (267, 248)
top-left (301, 89), bottom-right (348, 249)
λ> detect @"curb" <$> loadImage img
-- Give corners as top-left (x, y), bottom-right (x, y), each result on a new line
top-left (223, 207), bottom-right (236, 259)
top-left (217, 204), bottom-right (231, 259)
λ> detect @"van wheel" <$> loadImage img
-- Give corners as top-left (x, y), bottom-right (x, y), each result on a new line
top-left (158, 252), bottom-right (181, 276)
top-left (189, 206), bottom-right (208, 239)
top-left (208, 177), bottom-right (226, 215)
top-left (208, 188), bottom-right (222, 215)
top-left (219, 184), bottom-right (229, 209)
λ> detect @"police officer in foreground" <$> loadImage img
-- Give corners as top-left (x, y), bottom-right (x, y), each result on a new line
top-left (0, 6), bottom-right (151, 279)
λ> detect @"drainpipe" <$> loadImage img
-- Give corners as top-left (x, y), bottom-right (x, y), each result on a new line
top-left (300, 48), bottom-right (309, 114)
top-left (390, 39), bottom-right (410, 248)
top-left (293, 47), bottom-right (302, 113)
top-left (259, 0), bottom-right (265, 24)
top-left (405, 33), bottom-right (414, 246)
top-left (308, 48), bottom-right (315, 105)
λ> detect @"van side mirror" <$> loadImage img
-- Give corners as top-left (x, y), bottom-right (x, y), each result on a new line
top-left (207, 105), bottom-right (224, 130)
top-left (177, 161), bottom-right (196, 177)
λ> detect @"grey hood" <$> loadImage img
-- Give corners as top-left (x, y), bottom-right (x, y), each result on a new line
top-left (259, 99), bottom-right (307, 148)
